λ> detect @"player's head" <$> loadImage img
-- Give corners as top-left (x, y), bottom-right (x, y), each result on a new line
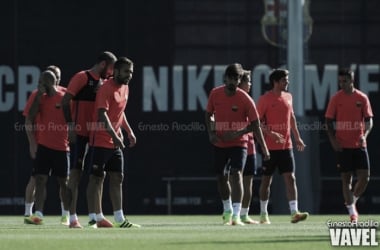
top-left (338, 68), bottom-right (354, 81)
top-left (113, 57), bottom-right (134, 85)
top-left (224, 63), bottom-right (243, 93)
top-left (96, 51), bottom-right (117, 79)
top-left (46, 65), bottom-right (61, 85)
top-left (269, 68), bottom-right (289, 91)
top-left (39, 70), bottom-right (57, 96)
top-left (338, 68), bottom-right (354, 92)
top-left (238, 70), bottom-right (252, 93)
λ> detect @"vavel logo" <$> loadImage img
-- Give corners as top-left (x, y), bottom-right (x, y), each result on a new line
top-left (327, 220), bottom-right (379, 247)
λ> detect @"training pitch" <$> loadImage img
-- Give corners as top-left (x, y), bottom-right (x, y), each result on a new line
top-left (0, 214), bottom-right (379, 250)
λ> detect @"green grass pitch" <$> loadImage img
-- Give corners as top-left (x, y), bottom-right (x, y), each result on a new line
top-left (0, 214), bottom-right (379, 250)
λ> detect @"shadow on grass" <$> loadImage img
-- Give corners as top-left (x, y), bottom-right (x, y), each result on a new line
top-left (165, 235), bottom-right (330, 245)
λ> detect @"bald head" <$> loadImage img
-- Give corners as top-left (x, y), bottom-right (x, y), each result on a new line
top-left (38, 70), bottom-right (57, 96)
top-left (46, 65), bottom-right (61, 85)
top-left (40, 70), bottom-right (57, 85)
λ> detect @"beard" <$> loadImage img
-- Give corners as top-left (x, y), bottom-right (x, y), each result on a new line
top-left (100, 67), bottom-right (110, 79)
top-left (115, 75), bottom-right (130, 85)
top-left (227, 83), bottom-right (237, 92)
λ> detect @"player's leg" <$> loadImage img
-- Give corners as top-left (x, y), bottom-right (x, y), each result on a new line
top-left (283, 171), bottom-right (308, 223)
top-left (353, 169), bottom-right (369, 200)
top-left (33, 174), bottom-right (48, 224)
top-left (78, 137), bottom-right (99, 225)
top-left (57, 176), bottom-right (70, 226)
top-left (259, 150), bottom-right (275, 224)
top-left (280, 149), bottom-right (308, 223)
top-left (341, 172), bottom-right (354, 205)
top-left (67, 169), bottom-right (82, 212)
top-left (108, 171), bottom-right (124, 214)
top-left (67, 136), bottom-right (88, 223)
top-left (229, 147), bottom-right (247, 226)
top-left (88, 168), bottom-right (108, 226)
top-left (108, 148), bottom-right (140, 228)
top-left (57, 176), bottom-right (69, 225)
top-left (87, 147), bottom-right (111, 228)
top-left (241, 153), bottom-right (258, 224)
top-left (107, 148), bottom-right (124, 214)
top-left (28, 145), bottom-right (52, 225)
top-left (338, 149), bottom-right (358, 222)
top-left (24, 176), bottom-right (35, 216)
top-left (241, 176), bottom-right (253, 212)
top-left (214, 146), bottom-right (232, 225)
top-left (52, 150), bottom-right (70, 226)
top-left (341, 171), bottom-right (358, 222)
top-left (259, 174), bottom-right (272, 224)
top-left (352, 148), bottom-right (370, 203)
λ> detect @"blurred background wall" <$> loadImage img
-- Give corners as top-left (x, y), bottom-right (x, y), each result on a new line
top-left (0, 0), bottom-right (379, 215)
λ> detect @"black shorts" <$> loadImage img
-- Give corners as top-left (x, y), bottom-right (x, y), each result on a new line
top-left (261, 149), bottom-right (295, 176)
top-left (243, 154), bottom-right (257, 176)
top-left (87, 146), bottom-right (125, 174)
top-left (34, 144), bottom-right (70, 177)
top-left (336, 148), bottom-right (370, 173)
top-left (213, 146), bottom-right (247, 175)
top-left (70, 135), bottom-right (89, 171)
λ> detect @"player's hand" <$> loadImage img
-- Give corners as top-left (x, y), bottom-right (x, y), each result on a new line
top-left (295, 138), bottom-right (306, 151)
top-left (269, 131), bottom-right (286, 144)
top-left (261, 147), bottom-right (270, 161)
top-left (128, 132), bottom-right (136, 147)
top-left (330, 137), bottom-right (342, 152)
top-left (29, 142), bottom-right (37, 159)
top-left (358, 136), bottom-right (366, 148)
top-left (208, 132), bottom-right (220, 144)
top-left (112, 135), bottom-right (125, 149)
top-left (67, 123), bottom-right (77, 143)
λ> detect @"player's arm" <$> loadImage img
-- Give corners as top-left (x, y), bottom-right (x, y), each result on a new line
top-left (257, 97), bottom-right (285, 144)
top-left (27, 84), bottom-right (45, 123)
top-left (363, 117), bottom-right (373, 139)
top-left (325, 118), bottom-right (341, 152)
top-left (122, 113), bottom-right (136, 147)
top-left (252, 119), bottom-right (270, 160)
top-left (259, 117), bottom-right (285, 144)
top-left (61, 93), bottom-right (77, 143)
top-left (362, 96), bottom-right (374, 141)
top-left (98, 108), bottom-right (125, 149)
top-left (221, 121), bottom-right (255, 141)
top-left (61, 93), bottom-right (74, 124)
top-left (290, 112), bottom-right (306, 151)
top-left (360, 117), bottom-right (373, 147)
top-left (25, 117), bottom-right (37, 159)
top-left (205, 111), bottom-right (219, 144)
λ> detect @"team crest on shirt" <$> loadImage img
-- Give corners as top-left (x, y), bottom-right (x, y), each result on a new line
top-left (356, 101), bottom-right (362, 107)
top-left (231, 105), bottom-right (238, 112)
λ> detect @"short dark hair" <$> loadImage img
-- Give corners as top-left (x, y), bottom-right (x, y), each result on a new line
top-left (114, 57), bottom-right (133, 71)
top-left (241, 70), bottom-right (251, 83)
top-left (269, 69), bottom-right (289, 87)
top-left (338, 68), bottom-right (354, 81)
top-left (96, 51), bottom-right (117, 64)
top-left (224, 63), bottom-right (243, 79)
